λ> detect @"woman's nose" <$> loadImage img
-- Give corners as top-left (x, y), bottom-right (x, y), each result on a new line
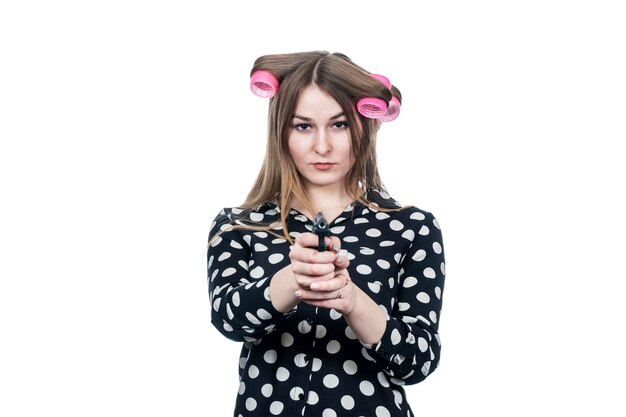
top-left (314, 130), bottom-right (331, 154)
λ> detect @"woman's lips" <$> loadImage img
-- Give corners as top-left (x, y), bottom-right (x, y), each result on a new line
top-left (313, 163), bottom-right (334, 170)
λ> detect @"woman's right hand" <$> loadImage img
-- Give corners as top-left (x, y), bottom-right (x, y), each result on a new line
top-left (289, 232), bottom-right (338, 289)
top-left (269, 232), bottom-right (344, 312)
top-left (290, 233), bottom-right (352, 305)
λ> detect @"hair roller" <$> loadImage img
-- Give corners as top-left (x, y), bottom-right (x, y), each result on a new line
top-left (357, 97), bottom-right (388, 119)
top-left (370, 74), bottom-right (392, 90)
top-left (250, 70), bottom-right (279, 98)
top-left (357, 73), bottom-right (401, 121)
top-left (381, 96), bottom-right (401, 122)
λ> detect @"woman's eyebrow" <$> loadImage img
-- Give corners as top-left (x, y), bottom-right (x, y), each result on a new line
top-left (293, 112), bottom-right (345, 121)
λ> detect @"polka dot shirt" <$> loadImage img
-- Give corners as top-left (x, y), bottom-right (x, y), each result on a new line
top-left (207, 192), bottom-right (446, 417)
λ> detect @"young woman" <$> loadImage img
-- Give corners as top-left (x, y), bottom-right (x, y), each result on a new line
top-left (208, 51), bottom-right (446, 417)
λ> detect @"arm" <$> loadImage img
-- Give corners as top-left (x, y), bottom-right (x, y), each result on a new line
top-left (286, 210), bottom-right (446, 384)
top-left (360, 211), bottom-right (446, 385)
top-left (207, 212), bottom-right (296, 342)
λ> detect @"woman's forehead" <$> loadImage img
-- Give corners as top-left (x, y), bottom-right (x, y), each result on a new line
top-left (293, 85), bottom-right (343, 118)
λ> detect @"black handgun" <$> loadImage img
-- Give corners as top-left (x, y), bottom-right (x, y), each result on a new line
top-left (312, 212), bottom-right (330, 252)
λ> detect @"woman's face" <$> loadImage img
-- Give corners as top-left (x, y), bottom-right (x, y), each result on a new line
top-left (288, 85), bottom-right (355, 192)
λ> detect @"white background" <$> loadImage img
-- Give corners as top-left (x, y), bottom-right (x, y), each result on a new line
top-left (1, 1), bottom-right (625, 416)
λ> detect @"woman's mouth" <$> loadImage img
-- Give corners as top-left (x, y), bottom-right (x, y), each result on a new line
top-left (313, 163), bottom-right (335, 170)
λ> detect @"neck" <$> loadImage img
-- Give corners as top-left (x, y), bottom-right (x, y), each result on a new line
top-left (292, 182), bottom-right (354, 220)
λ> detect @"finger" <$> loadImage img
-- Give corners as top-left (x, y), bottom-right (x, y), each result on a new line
top-left (290, 247), bottom-right (337, 265)
top-left (295, 232), bottom-right (331, 250)
top-left (300, 283), bottom-right (353, 303)
top-left (328, 236), bottom-right (342, 253)
top-left (333, 249), bottom-right (350, 270)
top-left (291, 260), bottom-right (335, 278)
top-left (294, 270), bottom-right (336, 287)
top-left (308, 274), bottom-right (349, 292)
top-left (296, 286), bottom-right (345, 301)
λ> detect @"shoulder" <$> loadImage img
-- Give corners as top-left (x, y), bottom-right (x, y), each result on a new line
top-left (397, 206), bottom-right (441, 235)
top-left (393, 206), bottom-right (444, 251)
top-left (375, 204), bottom-right (437, 229)
top-left (208, 202), bottom-right (280, 238)
top-left (397, 205), bottom-right (437, 222)
top-left (366, 189), bottom-right (403, 209)
top-left (370, 193), bottom-right (442, 236)
top-left (367, 190), bottom-right (439, 223)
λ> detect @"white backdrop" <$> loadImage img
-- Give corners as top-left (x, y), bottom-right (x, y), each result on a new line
top-left (1, 1), bottom-right (625, 416)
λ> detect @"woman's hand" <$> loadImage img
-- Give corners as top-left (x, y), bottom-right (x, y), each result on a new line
top-left (290, 233), bottom-right (355, 314)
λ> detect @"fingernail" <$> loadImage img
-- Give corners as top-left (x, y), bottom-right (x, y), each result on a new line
top-left (294, 290), bottom-right (302, 298)
top-left (310, 283), bottom-right (319, 290)
top-left (324, 237), bottom-right (331, 246)
top-left (336, 255), bottom-right (343, 264)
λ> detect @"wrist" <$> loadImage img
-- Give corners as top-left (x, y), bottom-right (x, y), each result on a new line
top-left (269, 265), bottom-right (301, 313)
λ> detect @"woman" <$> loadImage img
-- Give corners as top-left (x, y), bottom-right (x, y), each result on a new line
top-left (208, 51), bottom-right (445, 417)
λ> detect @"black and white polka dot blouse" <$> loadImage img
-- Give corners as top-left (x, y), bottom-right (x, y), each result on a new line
top-left (207, 192), bottom-right (446, 417)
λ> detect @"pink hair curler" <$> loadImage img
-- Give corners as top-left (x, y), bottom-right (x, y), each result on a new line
top-left (370, 74), bottom-right (392, 90)
top-left (356, 73), bottom-right (401, 121)
top-left (250, 70), bottom-right (279, 98)
top-left (357, 97), bottom-right (388, 119)
top-left (381, 96), bottom-right (401, 122)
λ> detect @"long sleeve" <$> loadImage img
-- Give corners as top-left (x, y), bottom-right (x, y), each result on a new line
top-left (207, 210), bottom-right (295, 343)
top-left (206, 200), bottom-right (447, 416)
top-left (361, 210), bottom-right (446, 385)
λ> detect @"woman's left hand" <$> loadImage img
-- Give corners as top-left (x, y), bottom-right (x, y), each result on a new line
top-left (296, 236), bottom-right (356, 314)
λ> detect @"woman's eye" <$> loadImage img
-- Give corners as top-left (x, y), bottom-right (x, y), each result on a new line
top-left (294, 123), bottom-right (311, 131)
top-left (333, 121), bottom-right (349, 129)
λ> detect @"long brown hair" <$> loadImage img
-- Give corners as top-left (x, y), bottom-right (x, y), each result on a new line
top-left (231, 51), bottom-right (403, 241)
